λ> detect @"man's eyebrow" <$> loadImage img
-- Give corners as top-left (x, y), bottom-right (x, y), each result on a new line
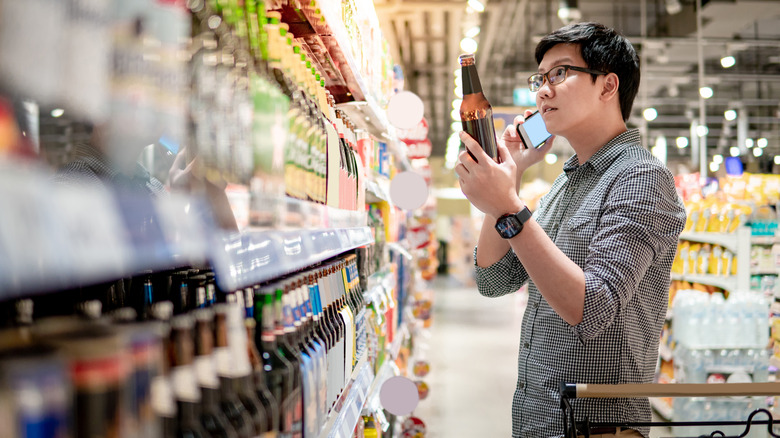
top-left (539, 58), bottom-right (574, 72)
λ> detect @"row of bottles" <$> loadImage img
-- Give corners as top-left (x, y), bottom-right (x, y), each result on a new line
top-left (0, 252), bottom-right (370, 438)
top-left (188, 1), bottom-right (367, 226)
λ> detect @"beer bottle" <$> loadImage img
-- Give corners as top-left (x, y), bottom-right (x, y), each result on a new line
top-left (458, 53), bottom-right (499, 161)
top-left (168, 315), bottom-right (209, 438)
top-left (245, 314), bottom-right (280, 437)
top-left (193, 309), bottom-right (238, 438)
top-left (257, 285), bottom-right (294, 435)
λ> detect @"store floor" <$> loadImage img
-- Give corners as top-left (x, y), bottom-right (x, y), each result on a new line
top-left (416, 274), bottom-right (672, 438)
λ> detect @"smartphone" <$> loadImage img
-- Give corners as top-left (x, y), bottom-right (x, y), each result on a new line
top-left (516, 110), bottom-right (552, 149)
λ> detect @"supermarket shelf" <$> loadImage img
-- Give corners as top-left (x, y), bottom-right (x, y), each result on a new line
top-left (670, 273), bottom-right (737, 291)
top-left (0, 165), bottom-right (210, 299)
top-left (650, 397), bottom-right (673, 421)
top-left (679, 232), bottom-right (740, 252)
top-left (319, 351), bottom-right (374, 438)
top-left (751, 236), bottom-right (776, 245)
top-left (211, 226), bottom-right (373, 292)
top-left (751, 268), bottom-right (778, 275)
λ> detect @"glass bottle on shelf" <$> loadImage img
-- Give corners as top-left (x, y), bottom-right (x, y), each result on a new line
top-left (274, 284), bottom-right (304, 437)
top-left (245, 311), bottom-right (280, 437)
top-left (168, 315), bottom-right (209, 438)
top-left (193, 309), bottom-right (238, 438)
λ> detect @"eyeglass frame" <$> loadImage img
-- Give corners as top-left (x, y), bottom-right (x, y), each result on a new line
top-left (527, 65), bottom-right (608, 92)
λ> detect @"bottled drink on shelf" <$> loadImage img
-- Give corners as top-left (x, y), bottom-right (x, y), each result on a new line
top-left (193, 309), bottom-right (239, 438)
top-left (274, 285), bottom-right (304, 437)
top-left (168, 315), bottom-right (210, 438)
top-left (458, 53), bottom-right (498, 161)
top-left (245, 314), bottom-right (280, 437)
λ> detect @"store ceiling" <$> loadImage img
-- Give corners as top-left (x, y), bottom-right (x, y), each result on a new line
top-left (374, 0), bottom-right (780, 171)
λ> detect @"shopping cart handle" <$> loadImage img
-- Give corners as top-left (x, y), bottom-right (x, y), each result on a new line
top-left (560, 382), bottom-right (780, 399)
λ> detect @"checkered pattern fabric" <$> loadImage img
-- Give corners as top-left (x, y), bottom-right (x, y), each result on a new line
top-left (474, 129), bottom-right (686, 438)
top-left (53, 142), bottom-right (167, 197)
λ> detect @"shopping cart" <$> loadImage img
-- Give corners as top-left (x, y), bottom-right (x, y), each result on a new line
top-left (559, 382), bottom-right (780, 438)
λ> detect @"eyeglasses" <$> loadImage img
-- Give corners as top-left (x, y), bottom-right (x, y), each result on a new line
top-left (528, 65), bottom-right (608, 92)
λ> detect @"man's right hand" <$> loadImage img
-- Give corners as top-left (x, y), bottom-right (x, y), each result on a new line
top-left (501, 109), bottom-right (555, 188)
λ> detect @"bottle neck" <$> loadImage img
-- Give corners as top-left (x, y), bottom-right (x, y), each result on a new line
top-left (461, 64), bottom-right (482, 95)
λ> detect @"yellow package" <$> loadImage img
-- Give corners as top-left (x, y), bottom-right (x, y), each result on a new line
top-left (685, 204), bottom-right (700, 233)
top-left (688, 243), bottom-right (701, 274)
top-left (672, 244), bottom-right (686, 274)
top-left (698, 244), bottom-right (711, 275)
top-left (721, 250), bottom-right (733, 277)
top-left (710, 245), bottom-right (722, 275)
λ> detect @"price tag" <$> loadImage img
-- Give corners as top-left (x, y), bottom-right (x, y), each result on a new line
top-left (51, 184), bottom-right (130, 281)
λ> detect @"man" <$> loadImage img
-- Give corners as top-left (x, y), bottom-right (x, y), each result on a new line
top-left (455, 22), bottom-right (686, 438)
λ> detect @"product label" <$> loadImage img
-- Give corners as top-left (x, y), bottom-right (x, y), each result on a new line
top-left (194, 356), bottom-right (220, 389)
top-left (171, 365), bottom-right (200, 403)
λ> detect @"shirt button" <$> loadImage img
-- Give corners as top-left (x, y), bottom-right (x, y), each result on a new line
top-left (519, 381), bottom-right (524, 389)
top-left (534, 301), bottom-right (539, 309)
top-left (524, 342), bottom-right (530, 349)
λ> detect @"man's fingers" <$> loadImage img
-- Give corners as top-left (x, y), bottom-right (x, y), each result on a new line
top-left (459, 131), bottom-right (489, 164)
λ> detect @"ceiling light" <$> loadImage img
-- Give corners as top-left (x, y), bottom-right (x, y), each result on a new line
top-left (712, 154), bottom-right (723, 164)
top-left (665, 0), bottom-right (682, 15)
top-left (757, 137), bottom-right (768, 148)
top-left (643, 108), bottom-right (658, 121)
top-left (454, 85), bottom-right (463, 98)
top-left (709, 162), bottom-right (719, 172)
top-left (467, 0), bottom-right (485, 12)
top-left (451, 122), bottom-right (462, 131)
top-left (450, 109), bottom-right (460, 121)
top-left (465, 26), bottom-right (481, 38)
top-left (774, 155), bottom-right (780, 165)
top-left (454, 68), bottom-right (462, 78)
top-left (676, 137), bottom-right (689, 148)
top-left (460, 37), bottom-right (478, 53)
top-left (745, 138), bottom-right (754, 148)
top-left (557, 0), bottom-right (581, 22)
top-left (51, 108), bottom-right (64, 118)
top-left (724, 109), bottom-right (737, 121)
top-left (452, 99), bottom-right (462, 110)
top-left (699, 87), bottom-right (714, 99)
top-left (753, 147), bottom-right (763, 157)
top-left (696, 125), bottom-right (708, 137)
top-left (545, 153), bottom-right (558, 164)
top-left (720, 55), bottom-right (736, 68)
top-left (730, 147), bottom-right (741, 157)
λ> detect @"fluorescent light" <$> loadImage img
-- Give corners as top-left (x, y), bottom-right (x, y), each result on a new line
top-left (720, 55), bottom-right (736, 68)
top-left (51, 108), bottom-right (64, 118)
top-left (467, 0), bottom-right (485, 12)
top-left (753, 147), bottom-right (763, 157)
top-left (451, 122), bottom-right (462, 132)
top-left (730, 147), bottom-right (740, 157)
top-left (774, 155), bottom-right (780, 165)
top-left (757, 137), bottom-right (768, 148)
top-left (709, 162), bottom-right (719, 172)
top-left (460, 37), bottom-right (478, 53)
top-left (454, 86), bottom-right (463, 98)
top-left (450, 109), bottom-right (460, 121)
top-left (676, 137), bottom-right (689, 148)
top-left (452, 99), bottom-right (462, 110)
top-left (699, 87), bottom-right (714, 99)
top-left (696, 125), bottom-right (709, 137)
top-left (712, 154), bottom-right (723, 164)
top-left (724, 109), bottom-right (737, 121)
top-left (465, 26), bottom-right (481, 38)
top-left (745, 138), bottom-right (754, 148)
top-left (445, 133), bottom-right (462, 169)
top-left (643, 108), bottom-right (658, 121)
top-left (544, 153), bottom-right (558, 164)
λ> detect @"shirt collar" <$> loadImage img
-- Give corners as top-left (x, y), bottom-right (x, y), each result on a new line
top-left (563, 129), bottom-right (641, 175)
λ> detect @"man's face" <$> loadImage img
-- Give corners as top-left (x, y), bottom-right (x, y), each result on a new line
top-left (535, 43), bottom-right (603, 139)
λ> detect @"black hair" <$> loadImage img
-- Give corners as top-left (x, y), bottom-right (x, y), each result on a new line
top-left (535, 22), bottom-right (640, 122)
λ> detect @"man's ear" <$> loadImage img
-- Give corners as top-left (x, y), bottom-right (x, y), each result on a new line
top-left (601, 73), bottom-right (619, 101)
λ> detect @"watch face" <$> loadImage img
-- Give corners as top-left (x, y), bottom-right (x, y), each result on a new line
top-left (496, 216), bottom-right (522, 238)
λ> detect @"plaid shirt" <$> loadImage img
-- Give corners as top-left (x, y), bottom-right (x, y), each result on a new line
top-left (52, 142), bottom-right (167, 197)
top-left (475, 130), bottom-right (686, 438)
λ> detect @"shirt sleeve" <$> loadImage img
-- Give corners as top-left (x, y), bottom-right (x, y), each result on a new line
top-left (473, 246), bottom-right (530, 298)
top-left (572, 162), bottom-right (686, 342)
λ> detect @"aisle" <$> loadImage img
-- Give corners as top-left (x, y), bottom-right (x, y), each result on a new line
top-left (415, 275), bottom-right (525, 438)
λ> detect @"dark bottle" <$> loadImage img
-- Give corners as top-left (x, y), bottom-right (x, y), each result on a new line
top-left (245, 314), bottom-right (280, 437)
top-left (193, 309), bottom-right (238, 438)
top-left (212, 305), bottom-right (256, 438)
top-left (150, 301), bottom-right (178, 438)
top-left (189, 274), bottom-right (209, 310)
top-left (168, 315), bottom-right (209, 438)
top-left (257, 285), bottom-right (295, 436)
top-left (171, 271), bottom-right (191, 315)
top-left (275, 285), bottom-right (304, 438)
top-left (459, 53), bottom-right (499, 161)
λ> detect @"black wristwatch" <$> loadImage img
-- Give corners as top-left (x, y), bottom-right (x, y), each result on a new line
top-left (495, 207), bottom-right (533, 239)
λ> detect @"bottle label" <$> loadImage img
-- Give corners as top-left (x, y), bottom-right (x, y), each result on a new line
top-left (171, 365), bottom-right (200, 403)
top-left (150, 375), bottom-right (175, 417)
top-left (194, 355), bottom-right (220, 389)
